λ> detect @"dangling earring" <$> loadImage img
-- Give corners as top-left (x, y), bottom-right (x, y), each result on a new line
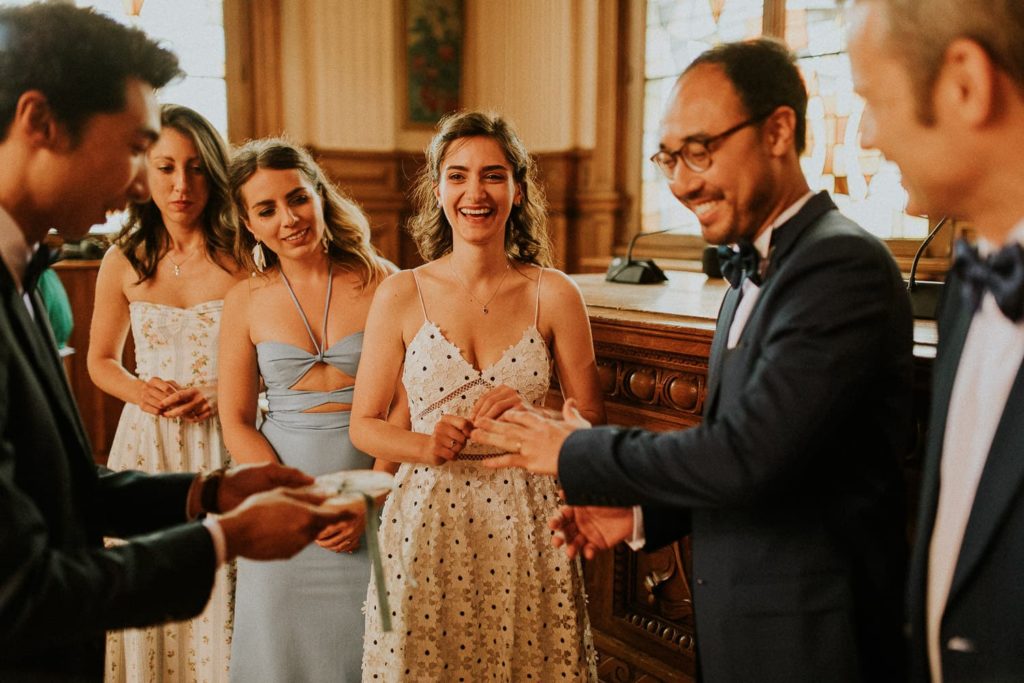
top-left (322, 233), bottom-right (330, 254)
top-left (252, 241), bottom-right (267, 272)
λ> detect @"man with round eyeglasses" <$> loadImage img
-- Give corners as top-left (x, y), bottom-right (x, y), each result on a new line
top-left (474, 37), bottom-right (913, 681)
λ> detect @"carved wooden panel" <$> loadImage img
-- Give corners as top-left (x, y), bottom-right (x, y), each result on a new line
top-left (579, 315), bottom-right (713, 683)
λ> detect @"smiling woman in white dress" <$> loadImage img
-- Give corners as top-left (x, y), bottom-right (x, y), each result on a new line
top-left (351, 111), bottom-right (605, 682)
top-left (87, 104), bottom-right (243, 683)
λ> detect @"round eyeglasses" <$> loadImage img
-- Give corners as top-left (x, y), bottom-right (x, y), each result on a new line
top-left (649, 112), bottom-right (771, 177)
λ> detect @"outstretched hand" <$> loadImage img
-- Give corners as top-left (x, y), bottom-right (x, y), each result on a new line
top-left (471, 399), bottom-right (590, 475)
top-left (217, 463), bottom-right (315, 512)
top-left (218, 486), bottom-right (354, 561)
top-left (550, 503), bottom-right (633, 560)
top-left (470, 384), bottom-right (527, 422)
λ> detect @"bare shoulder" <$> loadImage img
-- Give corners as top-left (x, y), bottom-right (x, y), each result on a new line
top-left (98, 243), bottom-right (130, 272)
top-left (536, 267), bottom-right (585, 306)
top-left (224, 272), bottom-right (270, 310)
top-left (374, 268), bottom-right (419, 303)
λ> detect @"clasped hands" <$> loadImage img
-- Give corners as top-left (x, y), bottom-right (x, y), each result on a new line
top-left (206, 463), bottom-right (368, 560)
top-left (139, 376), bottom-right (216, 422)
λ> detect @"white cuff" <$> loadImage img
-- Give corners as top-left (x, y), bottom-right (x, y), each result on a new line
top-left (202, 516), bottom-right (227, 568)
top-left (626, 505), bottom-right (646, 551)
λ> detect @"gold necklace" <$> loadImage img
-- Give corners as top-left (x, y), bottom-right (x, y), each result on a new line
top-left (448, 256), bottom-right (511, 315)
top-left (165, 245), bottom-right (198, 277)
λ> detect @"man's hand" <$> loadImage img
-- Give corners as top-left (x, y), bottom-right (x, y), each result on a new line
top-left (217, 463), bottom-right (315, 512)
top-left (469, 384), bottom-right (527, 422)
top-left (550, 504), bottom-right (633, 560)
top-left (218, 487), bottom-right (355, 561)
top-left (472, 399), bottom-right (591, 475)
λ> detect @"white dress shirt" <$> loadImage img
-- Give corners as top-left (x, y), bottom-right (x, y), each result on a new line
top-left (927, 222), bottom-right (1024, 683)
top-left (629, 191), bottom-right (815, 548)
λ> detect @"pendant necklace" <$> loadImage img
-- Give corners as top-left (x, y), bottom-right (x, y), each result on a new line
top-left (448, 255), bottom-right (511, 315)
top-left (165, 245), bottom-right (198, 277)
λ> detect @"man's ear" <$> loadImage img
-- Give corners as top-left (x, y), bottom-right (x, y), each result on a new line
top-left (763, 105), bottom-right (797, 157)
top-left (934, 37), bottom-right (997, 128)
top-left (13, 91), bottom-right (68, 150)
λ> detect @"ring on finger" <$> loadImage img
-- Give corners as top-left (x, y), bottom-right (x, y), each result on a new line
top-left (449, 438), bottom-right (456, 448)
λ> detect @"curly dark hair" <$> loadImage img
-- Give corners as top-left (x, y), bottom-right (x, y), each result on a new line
top-left (0, 3), bottom-right (180, 143)
top-left (407, 111), bottom-right (552, 267)
top-left (229, 137), bottom-right (387, 286)
top-left (685, 38), bottom-right (808, 154)
top-left (114, 104), bottom-right (237, 283)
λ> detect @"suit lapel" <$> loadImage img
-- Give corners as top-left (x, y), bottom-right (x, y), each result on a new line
top-left (948, 354), bottom-right (1024, 598)
top-left (704, 287), bottom-right (741, 417)
top-left (2, 265), bottom-right (92, 460)
top-left (703, 192), bottom-right (837, 418)
top-left (907, 288), bottom-right (972, 625)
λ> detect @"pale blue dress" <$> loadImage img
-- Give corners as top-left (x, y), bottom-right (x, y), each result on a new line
top-left (230, 270), bottom-right (373, 683)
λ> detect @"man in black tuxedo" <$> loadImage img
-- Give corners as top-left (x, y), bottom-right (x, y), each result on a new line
top-left (848, 2), bottom-right (1024, 681)
top-left (0, 5), bottom-right (353, 679)
top-left (474, 39), bottom-right (913, 681)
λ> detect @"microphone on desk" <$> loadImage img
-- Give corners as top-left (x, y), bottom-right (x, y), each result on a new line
top-left (906, 216), bottom-right (949, 320)
top-left (605, 229), bottom-right (675, 284)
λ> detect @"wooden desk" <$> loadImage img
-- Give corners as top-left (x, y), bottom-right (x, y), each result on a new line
top-left (571, 272), bottom-right (935, 683)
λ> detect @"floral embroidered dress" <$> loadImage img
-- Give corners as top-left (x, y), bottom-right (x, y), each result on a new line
top-left (363, 268), bottom-right (596, 682)
top-left (105, 300), bottom-right (233, 683)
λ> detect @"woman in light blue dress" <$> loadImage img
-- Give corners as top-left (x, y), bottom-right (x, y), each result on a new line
top-left (218, 138), bottom-right (396, 682)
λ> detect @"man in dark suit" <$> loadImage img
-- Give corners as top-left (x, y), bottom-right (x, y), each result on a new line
top-left (848, 2), bottom-right (1024, 681)
top-left (0, 5), bottom-right (354, 679)
top-left (474, 39), bottom-right (913, 681)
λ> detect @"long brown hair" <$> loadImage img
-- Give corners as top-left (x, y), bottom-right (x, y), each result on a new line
top-left (407, 111), bottom-right (552, 266)
top-left (114, 104), bottom-right (236, 282)
top-left (229, 137), bottom-right (387, 285)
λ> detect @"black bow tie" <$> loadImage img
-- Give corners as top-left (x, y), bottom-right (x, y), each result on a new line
top-left (952, 238), bottom-right (1024, 322)
top-left (23, 246), bottom-right (59, 294)
top-left (717, 240), bottom-right (763, 288)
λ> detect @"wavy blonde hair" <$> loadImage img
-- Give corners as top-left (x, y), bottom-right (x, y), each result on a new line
top-left (229, 137), bottom-right (386, 285)
top-left (407, 111), bottom-right (552, 266)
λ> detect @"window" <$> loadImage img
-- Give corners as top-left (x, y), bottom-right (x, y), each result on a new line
top-left (641, 0), bottom-right (928, 239)
top-left (78, 0), bottom-right (227, 232)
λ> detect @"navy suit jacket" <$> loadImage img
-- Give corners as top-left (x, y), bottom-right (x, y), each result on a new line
top-left (560, 192), bottom-right (913, 682)
top-left (907, 269), bottom-right (1024, 682)
top-left (0, 260), bottom-right (216, 680)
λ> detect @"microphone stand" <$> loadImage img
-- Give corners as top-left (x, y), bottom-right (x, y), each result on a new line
top-left (605, 228), bottom-right (675, 284)
top-left (905, 216), bottom-right (948, 320)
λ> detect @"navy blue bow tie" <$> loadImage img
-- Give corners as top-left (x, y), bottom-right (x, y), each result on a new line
top-left (717, 240), bottom-right (762, 288)
top-left (23, 246), bottom-right (58, 294)
top-left (953, 238), bottom-right (1024, 322)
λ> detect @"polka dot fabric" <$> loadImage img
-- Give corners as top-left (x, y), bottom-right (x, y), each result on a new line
top-left (362, 320), bottom-right (596, 681)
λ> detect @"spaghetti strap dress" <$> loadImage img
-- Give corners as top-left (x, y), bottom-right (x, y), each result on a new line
top-left (362, 266), bottom-right (596, 681)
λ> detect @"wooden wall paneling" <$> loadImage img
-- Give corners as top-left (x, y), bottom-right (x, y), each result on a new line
top-left (313, 149), bottom-right (411, 267)
top-left (224, 0), bottom-right (284, 142)
top-left (52, 261), bottom-right (132, 464)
